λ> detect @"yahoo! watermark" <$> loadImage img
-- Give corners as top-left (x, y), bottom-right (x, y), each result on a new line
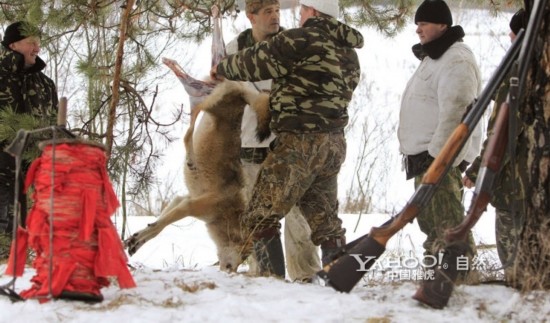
top-left (349, 252), bottom-right (487, 281)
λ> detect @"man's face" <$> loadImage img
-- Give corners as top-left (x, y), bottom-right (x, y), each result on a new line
top-left (9, 36), bottom-right (41, 67)
top-left (299, 5), bottom-right (315, 27)
top-left (415, 22), bottom-right (447, 45)
top-left (248, 4), bottom-right (280, 40)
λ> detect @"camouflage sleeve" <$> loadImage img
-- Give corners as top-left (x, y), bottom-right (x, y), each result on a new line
top-left (216, 29), bottom-right (310, 82)
top-left (340, 48), bottom-right (361, 93)
top-left (0, 50), bottom-right (21, 74)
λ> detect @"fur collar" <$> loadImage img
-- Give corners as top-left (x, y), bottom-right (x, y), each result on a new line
top-left (412, 25), bottom-right (465, 60)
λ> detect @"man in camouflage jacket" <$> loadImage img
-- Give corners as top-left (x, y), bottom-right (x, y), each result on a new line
top-left (463, 9), bottom-right (528, 281)
top-left (211, 0), bottom-right (363, 278)
top-left (227, 0), bottom-right (321, 281)
top-left (0, 21), bottom-right (58, 259)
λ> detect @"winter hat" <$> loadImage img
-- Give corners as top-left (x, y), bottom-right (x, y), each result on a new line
top-left (300, 0), bottom-right (340, 18)
top-left (245, 0), bottom-right (279, 14)
top-left (414, 0), bottom-right (453, 26)
top-left (509, 9), bottom-right (527, 35)
top-left (1, 21), bottom-right (41, 48)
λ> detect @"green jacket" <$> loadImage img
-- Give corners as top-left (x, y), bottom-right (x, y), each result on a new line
top-left (216, 16), bottom-right (363, 133)
top-left (0, 47), bottom-right (58, 130)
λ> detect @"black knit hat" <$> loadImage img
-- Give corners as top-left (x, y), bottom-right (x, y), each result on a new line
top-left (509, 9), bottom-right (527, 35)
top-left (1, 21), bottom-right (41, 48)
top-left (414, 0), bottom-right (453, 26)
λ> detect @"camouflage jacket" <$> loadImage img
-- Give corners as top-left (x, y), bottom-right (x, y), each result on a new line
top-left (216, 16), bottom-right (363, 133)
top-left (465, 78), bottom-right (526, 210)
top-left (0, 47), bottom-right (58, 132)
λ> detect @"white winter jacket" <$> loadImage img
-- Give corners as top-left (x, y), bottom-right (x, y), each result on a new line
top-left (398, 41), bottom-right (482, 165)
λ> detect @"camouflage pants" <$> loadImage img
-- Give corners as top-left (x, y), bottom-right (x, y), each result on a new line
top-left (414, 167), bottom-right (476, 256)
top-left (495, 207), bottom-right (523, 269)
top-left (242, 131), bottom-right (346, 246)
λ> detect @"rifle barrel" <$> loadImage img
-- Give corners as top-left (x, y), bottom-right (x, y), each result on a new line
top-left (463, 29), bottom-right (524, 129)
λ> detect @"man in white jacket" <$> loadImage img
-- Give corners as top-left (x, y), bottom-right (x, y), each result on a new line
top-left (398, 0), bottom-right (482, 260)
top-left (226, 0), bottom-right (320, 280)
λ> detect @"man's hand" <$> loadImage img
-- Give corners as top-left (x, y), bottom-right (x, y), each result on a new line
top-left (210, 64), bottom-right (224, 82)
top-left (461, 175), bottom-right (475, 189)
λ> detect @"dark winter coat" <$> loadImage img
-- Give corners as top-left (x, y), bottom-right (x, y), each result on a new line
top-left (0, 47), bottom-right (58, 138)
top-left (216, 16), bottom-right (363, 134)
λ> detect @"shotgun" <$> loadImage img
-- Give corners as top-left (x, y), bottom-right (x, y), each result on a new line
top-left (413, 91), bottom-right (511, 309)
top-left (315, 28), bottom-right (525, 293)
top-left (412, 0), bottom-right (548, 308)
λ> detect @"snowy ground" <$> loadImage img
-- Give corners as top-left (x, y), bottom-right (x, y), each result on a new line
top-left (2, 213), bottom-right (550, 322)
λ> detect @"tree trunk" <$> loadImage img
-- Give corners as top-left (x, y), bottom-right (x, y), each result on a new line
top-left (106, 0), bottom-right (136, 158)
top-left (511, 2), bottom-right (550, 290)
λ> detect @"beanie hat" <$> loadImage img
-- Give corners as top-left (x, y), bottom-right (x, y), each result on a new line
top-left (245, 0), bottom-right (279, 14)
top-left (509, 9), bottom-right (527, 35)
top-left (1, 21), bottom-right (41, 48)
top-left (414, 0), bottom-right (453, 26)
top-left (300, 0), bottom-right (340, 18)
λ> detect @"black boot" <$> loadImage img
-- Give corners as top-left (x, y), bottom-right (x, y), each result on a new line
top-left (253, 228), bottom-right (285, 278)
top-left (321, 237), bottom-right (346, 266)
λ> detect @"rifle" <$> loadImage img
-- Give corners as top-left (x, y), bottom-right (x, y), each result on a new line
top-left (413, 86), bottom-right (511, 309)
top-left (413, 0), bottom-right (548, 309)
top-left (314, 28), bottom-right (525, 294)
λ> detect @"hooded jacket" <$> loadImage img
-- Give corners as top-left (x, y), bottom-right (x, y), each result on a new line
top-left (216, 16), bottom-right (363, 133)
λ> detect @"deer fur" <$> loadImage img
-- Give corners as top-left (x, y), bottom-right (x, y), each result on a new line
top-left (125, 80), bottom-right (320, 278)
top-left (125, 81), bottom-right (270, 271)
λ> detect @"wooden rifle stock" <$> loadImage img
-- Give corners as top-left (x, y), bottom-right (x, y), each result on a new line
top-left (316, 124), bottom-right (469, 293)
top-left (413, 101), bottom-right (511, 309)
top-left (447, 102), bottom-right (509, 242)
top-left (314, 28), bottom-right (525, 294)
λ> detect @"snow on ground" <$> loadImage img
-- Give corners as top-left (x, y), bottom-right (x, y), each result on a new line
top-left (2, 212), bottom-right (550, 322)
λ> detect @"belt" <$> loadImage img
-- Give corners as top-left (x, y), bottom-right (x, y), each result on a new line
top-left (240, 147), bottom-right (269, 164)
top-left (403, 151), bottom-right (469, 180)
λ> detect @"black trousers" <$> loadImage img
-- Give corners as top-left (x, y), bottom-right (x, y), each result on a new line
top-left (0, 150), bottom-right (27, 234)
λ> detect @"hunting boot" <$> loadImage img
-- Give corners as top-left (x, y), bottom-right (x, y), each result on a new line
top-left (321, 237), bottom-right (346, 266)
top-left (253, 228), bottom-right (285, 278)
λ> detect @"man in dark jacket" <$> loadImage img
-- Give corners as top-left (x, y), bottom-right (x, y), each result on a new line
top-left (0, 21), bottom-right (58, 259)
top-left (211, 0), bottom-right (363, 278)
